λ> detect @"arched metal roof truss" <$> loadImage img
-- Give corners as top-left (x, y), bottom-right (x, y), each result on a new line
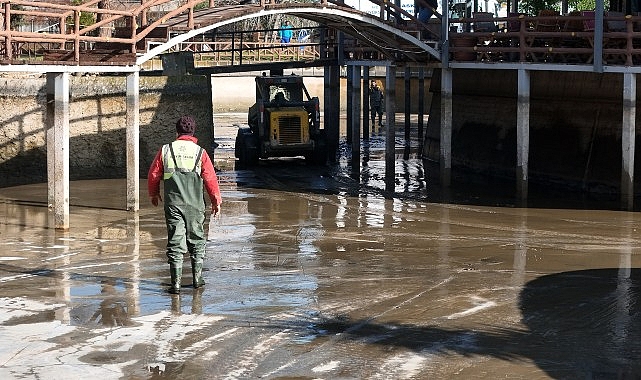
top-left (136, 4), bottom-right (441, 66)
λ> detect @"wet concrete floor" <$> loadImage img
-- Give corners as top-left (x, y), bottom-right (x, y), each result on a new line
top-left (1, 118), bottom-right (640, 379)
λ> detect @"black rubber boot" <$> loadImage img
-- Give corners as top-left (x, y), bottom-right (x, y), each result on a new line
top-left (168, 264), bottom-right (182, 294)
top-left (191, 259), bottom-right (205, 288)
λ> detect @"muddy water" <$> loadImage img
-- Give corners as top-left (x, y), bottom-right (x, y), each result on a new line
top-left (1, 122), bottom-right (640, 379)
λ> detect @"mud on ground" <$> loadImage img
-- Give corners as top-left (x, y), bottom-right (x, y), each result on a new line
top-left (0, 114), bottom-right (640, 379)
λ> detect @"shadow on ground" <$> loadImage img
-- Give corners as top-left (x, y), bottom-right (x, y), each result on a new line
top-left (315, 268), bottom-right (641, 379)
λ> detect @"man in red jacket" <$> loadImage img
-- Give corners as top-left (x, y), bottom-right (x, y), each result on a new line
top-left (148, 115), bottom-right (222, 294)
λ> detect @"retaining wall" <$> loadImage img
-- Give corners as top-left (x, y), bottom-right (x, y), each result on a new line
top-left (0, 74), bottom-right (213, 188)
top-left (424, 69), bottom-right (638, 195)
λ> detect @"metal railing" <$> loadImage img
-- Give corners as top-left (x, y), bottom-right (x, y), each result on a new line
top-left (0, 0), bottom-right (212, 63)
top-left (0, 0), bottom-right (434, 66)
top-left (448, 13), bottom-right (641, 66)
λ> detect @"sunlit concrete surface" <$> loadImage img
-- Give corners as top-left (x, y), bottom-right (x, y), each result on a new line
top-left (1, 131), bottom-right (640, 379)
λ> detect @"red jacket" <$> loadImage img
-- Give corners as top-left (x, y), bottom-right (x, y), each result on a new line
top-left (147, 135), bottom-right (222, 206)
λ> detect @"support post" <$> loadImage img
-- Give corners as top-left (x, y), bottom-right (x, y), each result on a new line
top-left (46, 74), bottom-right (55, 208)
top-left (52, 72), bottom-right (70, 230)
top-left (516, 69), bottom-right (530, 203)
top-left (126, 71), bottom-right (140, 212)
top-left (622, 72), bottom-right (636, 211)
top-left (325, 64), bottom-right (341, 162)
top-left (440, 68), bottom-right (453, 187)
top-left (209, 74), bottom-right (217, 154)
top-left (418, 67), bottom-right (425, 143)
top-left (404, 66), bottom-right (411, 141)
top-left (351, 65), bottom-right (362, 177)
top-left (385, 65), bottom-right (396, 194)
top-left (593, 0), bottom-right (604, 71)
top-left (363, 68), bottom-right (370, 140)
top-left (346, 65), bottom-right (353, 144)
top-left (441, 0), bottom-right (450, 68)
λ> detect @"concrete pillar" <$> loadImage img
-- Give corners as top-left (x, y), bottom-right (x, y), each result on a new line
top-left (418, 67), bottom-right (425, 143)
top-left (52, 72), bottom-right (70, 230)
top-left (346, 65), bottom-right (353, 144)
top-left (126, 71), bottom-right (140, 212)
top-left (517, 69), bottom-right (530, 202)
top-left (621, 72), bottom-right (636, 211)
top-left (440, 68), bottom-right (453, 187)
top-left (404, 66), bottom-right (411, 141)
top-left (593, 0), bottom-right (604, 71)
top-left (127, 212), bottom-right (141, 316)
top-left (350, 65), bottom-right (362, 176)
top-left (324, 64), bottom-right (341, 162)
top-left (46, 74), bottom-right (55, 208)
top-left (385, 65), bottom-right (396, 193)
top-left (210, 74), bottom-right (218, 154)
top-left (363, 68), bottom-right (370, 140)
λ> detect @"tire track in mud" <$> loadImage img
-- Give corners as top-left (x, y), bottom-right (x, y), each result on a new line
top-left (251, 277), bottom-right (456, 378)
top-left (221, 329), bottom-right (293, 379)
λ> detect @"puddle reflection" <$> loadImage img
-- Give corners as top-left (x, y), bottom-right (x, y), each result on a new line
top-left (1, 156), bottom-right (640, 378)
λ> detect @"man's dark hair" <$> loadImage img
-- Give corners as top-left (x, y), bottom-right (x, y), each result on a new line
top-left (176, 115), bottom-right (196, 135)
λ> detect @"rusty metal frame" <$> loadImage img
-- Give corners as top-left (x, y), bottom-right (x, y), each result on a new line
top-left (0, 0), bottom-right (434, 66)
top-left (0, 0), bottom-right (203, 63)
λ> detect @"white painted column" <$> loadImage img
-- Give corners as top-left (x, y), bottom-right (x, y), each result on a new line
top-left (517, 69), bottom-right (530, 202)
top-left (53, 72), bottom-right (70, 230)
top-left (126, 71), bottom-right (140, 212)
top-left (440, 68), bottom-right (453, 187)
top-left (46, 74), bottom-right (55, 208)
top-left (127, 212), bottom-right (141, 316)
top-left (621, 72), bottom-right (636, 211)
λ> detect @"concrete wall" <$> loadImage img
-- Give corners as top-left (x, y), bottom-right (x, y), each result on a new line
top-left (211, 74), bottom-right (432, 114)
top-left (424, 69), bottom-right (637, 195)
top-left (0, 70), bottom-right (430, 189)
top-left (0, 74), bottom-right (213, 188)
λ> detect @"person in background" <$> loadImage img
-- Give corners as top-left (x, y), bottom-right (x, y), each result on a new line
top-left (147, 115), bottom-right (222, 294)
top-left (279, 20), bottom-right (293, 43)
top-left (415, 0), bottom-right (437, 38)
top-left (297, 28), bottom-right (310, 52)
top-left (369, 80), bottom-right (384, 128)
top-left (415, 0), bottom-right (437, 22)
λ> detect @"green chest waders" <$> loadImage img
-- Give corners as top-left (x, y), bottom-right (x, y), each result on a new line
top-left (164, 143), bottom-right (206, 293)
